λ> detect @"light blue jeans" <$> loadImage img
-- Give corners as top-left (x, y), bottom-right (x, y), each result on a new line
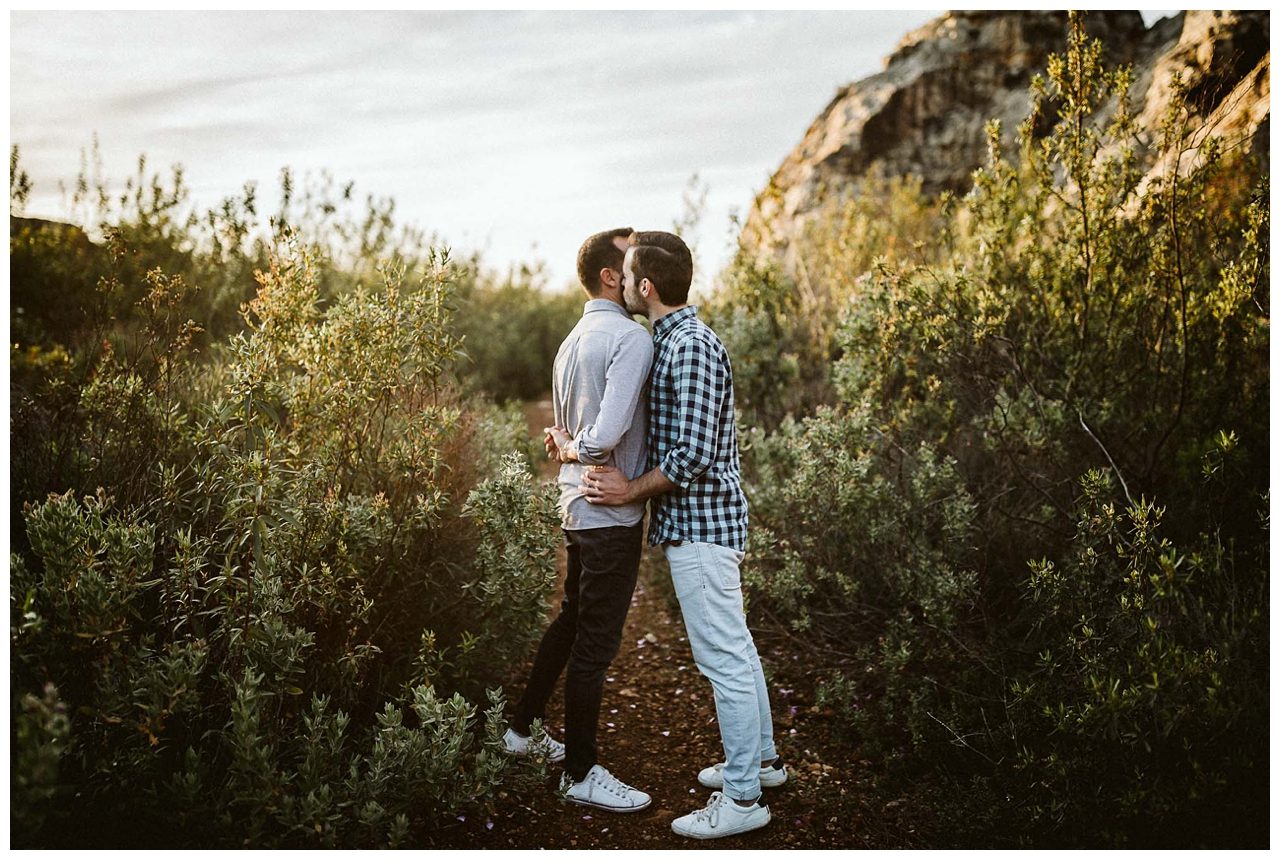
top-left (665, 541), bottom-right (777, 801)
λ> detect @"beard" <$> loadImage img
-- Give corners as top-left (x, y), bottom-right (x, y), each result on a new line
top-left (623, 281), bottom-right (645, 315)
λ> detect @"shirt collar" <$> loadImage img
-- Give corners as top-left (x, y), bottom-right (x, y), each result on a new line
top-left (653, 305), bottom-right (697, 341)
top-left (583, 298), bottom-right (632, 318)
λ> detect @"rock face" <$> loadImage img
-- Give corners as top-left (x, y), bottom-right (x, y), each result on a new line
top-left (741, 10), bottom-right (1270, 272)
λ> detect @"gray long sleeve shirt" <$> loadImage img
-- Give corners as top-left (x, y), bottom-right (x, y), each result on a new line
top-left (554, 299), bottom-right (653, 530)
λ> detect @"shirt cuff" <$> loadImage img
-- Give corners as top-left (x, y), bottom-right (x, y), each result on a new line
top-left (659, 449), bottom-right (704, 489)
top-left (567, 436), bottom-right (609, 465)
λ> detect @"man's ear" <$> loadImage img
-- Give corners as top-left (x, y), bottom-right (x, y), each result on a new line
top-left (599, 267), bottom-right (618, 289)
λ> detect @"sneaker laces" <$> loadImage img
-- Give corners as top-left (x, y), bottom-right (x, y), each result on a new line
top-left (592, 768), bottom-right (636, 800)
top-left (693, 791), bottom-right (728, 829)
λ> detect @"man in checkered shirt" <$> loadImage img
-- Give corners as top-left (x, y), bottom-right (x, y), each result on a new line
top-left (583, 231), bottom-right (782, 840)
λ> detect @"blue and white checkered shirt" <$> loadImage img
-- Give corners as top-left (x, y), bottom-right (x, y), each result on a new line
top-left (646, 305), bottom-right (749, 551)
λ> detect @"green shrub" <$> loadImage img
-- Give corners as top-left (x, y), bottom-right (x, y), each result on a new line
top-left (9, 143), bottom-right (578, 407)
top-left (704, 259), bottom-right (803, 431)
top-left (707, 175), bottom-right (947, 430)
top-left (743, 404), bottom-right (980, 757)
top-left (833, 18), bottom-right (1268, 564)
top-left (1011, 466), bottom-right (1268, 845)
top-left (9, 238), bottom-right (560, 847)
top-left (452, 265), bottom-right (583, 403)
top-left (736, 13), bottom-right (1268, 845)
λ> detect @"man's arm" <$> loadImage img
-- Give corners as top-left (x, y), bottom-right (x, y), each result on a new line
top-left (653, 335), bottom-right (726, 487)
top-left (560, 328), bottom-right (653, 465)
top-left (582, 465), bottom-right (676, 506)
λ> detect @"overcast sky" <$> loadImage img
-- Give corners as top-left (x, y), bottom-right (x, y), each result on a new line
top-left (10, 11), bottom-right (1174, 290)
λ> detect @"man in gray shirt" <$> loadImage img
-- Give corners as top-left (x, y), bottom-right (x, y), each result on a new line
top-left (501, 227), bottom-right (653, 813)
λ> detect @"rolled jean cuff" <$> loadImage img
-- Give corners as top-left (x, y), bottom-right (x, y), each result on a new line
top-left (722, 783), bottom-right (762, 802)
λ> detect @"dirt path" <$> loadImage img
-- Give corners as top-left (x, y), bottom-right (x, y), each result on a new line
top-left (429, 401), bottom-right (906, 848)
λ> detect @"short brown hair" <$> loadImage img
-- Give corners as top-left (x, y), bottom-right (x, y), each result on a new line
top-left (627, 231), bottom-right (693, 306)
top-left (576, 227), bottom-right (633, 295)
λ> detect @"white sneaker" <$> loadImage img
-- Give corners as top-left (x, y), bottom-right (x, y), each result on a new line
top-left (561, 764), bottom-right (652, 813)
top-left (697, 757), bottom-right (788, 789)
top-left (672, 791), bottom-right (771, 839)
top-left (502, 727), bottom-right (566, 763)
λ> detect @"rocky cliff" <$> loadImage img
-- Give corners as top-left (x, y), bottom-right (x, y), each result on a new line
top-left (741, 10), bottom-right (1270, 271)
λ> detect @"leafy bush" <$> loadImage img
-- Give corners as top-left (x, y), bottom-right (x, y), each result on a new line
top-left (452, 263), bottom-right (584, 403)
top-left (743, 404), bottom-right (980, 757)
top-left (707, 175), bottom-right (947, 430)
top-left (834, 21), bottom-right (1268, 563)
top-left (1011, 466), bottom-right (1268, 845)
top-left (10, 237), bottom-right (560, 847)
top-left (737, 13), bottom-right (1268, 845)
top-left (9, 142), bottom-right (578, 404)
top-left (703, 259), bottom-right (803, 431)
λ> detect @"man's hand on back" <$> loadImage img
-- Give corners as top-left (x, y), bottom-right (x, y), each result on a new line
top-left (581, 466), bottom-right (633, 506)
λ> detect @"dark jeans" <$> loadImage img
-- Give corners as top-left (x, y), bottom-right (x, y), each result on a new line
top-left (512, 522), bottom-right (642, 782)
